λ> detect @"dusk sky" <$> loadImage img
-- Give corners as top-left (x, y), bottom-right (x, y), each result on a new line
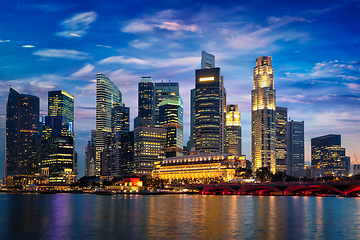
top-left (0, 0), bottom-right (359, 178)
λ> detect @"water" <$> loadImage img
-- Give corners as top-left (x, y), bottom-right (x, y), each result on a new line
top-left (0, 193), bottom-right (359, 239)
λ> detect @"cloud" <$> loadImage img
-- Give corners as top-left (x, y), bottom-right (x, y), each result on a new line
top-left (71, 64), bottom-right (94, 77)
top-left (22, 45), bottom-right (35, 48)
top-left (0, 39), bottom-right (10, 43)
top-left (56, 11), bottom-right (97, 38)
top-left (95, 44), bottom-right (112, 48)
top-left (344, 83), bottom-right (360, 92)
top-left (122, 9), bottom-right (200, 34)
top-left (33, 49), bottom-right (89, 60)
top-left (99, 56), bottom-right (199, 68)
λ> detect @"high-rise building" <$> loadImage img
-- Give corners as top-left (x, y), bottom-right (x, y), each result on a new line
top-left (39, 136), bottom-right (76, 183)
top-left (111, 103), bottom-right (130, 175)
top-left (136, 76), bottom-right (155, 128)
top-left (311, 134), bottom-right (349, 177)
top-left (85, 130), bottom-right (96, 177)
top-left (225, 104), bottom-right (241, 156)
top-left (276, 107), bottom-right (287, 173)
top-left (101, 133), bottom-right (112, 176)
top-left (354, 165), bottom-right (360, 175)
top-left (187, 88), bottom-right (196, 154)
top-left (134, 126), bottom-right (166, 176)
top-left (5, 88), bottom-right (40, 178)
top-left (194, 67), bottom-right (225, 153)
top-left (154, 81), bottom-right (179, 126)
top-left (96, 73), bottom-right (121, 176)
top-left (287, 120), bottom-right (304, 177)
top-left (120, 131), bottom-right (135, 175)
top-left (159, 96), bottom-right (184, 158)
top-left (201, 51), bottom-right (215, 69)
top-left (251, 56), bottom-right (276, 174)
top-left (48, 90), bottom-right (74, 136)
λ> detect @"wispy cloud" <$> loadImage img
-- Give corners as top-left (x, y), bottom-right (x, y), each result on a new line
top-left (95, 44), bottom-right (112, 48)
top-left (71, 64), bottom-right (94, 77)
top-left (33, 49), bottom-right (89, 60)
top-left (22, 45), bottom-right (35, 48)
top-left (0, 39), bottom-right (10, 43)
top-left (56, 11), bottom-right (97, 38)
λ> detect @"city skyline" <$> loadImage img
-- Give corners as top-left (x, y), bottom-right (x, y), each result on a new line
top-left (0, 0), bottom-right (359, 178)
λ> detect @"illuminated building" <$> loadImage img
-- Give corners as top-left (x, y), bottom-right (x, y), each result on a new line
top-left (39, 136), bottom-right (76, 183)
top-left (251, 56), bottom-right (276, 174)
top-left (134, 126), bottom-right (166, 176)
top-left (354, 165), bottom-right (360, 175)
top-left (101, 133), bottom-right (112, 176)
top-left (159, 96), bottom-right (184, 157)
top-left (96, 73), bottom-right (122, 176)
top-left (48, 90), bottom-right (74, 137)
top-left (276, 107), bottom-right (287, 173)
top-left (85, 130), bottom-right (96, 177)
top-left (225, 104), bottom-right (241, 156)
top-left (152, 153), bottom-right (245, 182)
top-left (154, 80), bottom-right (179, 126)
top-left (5, 87), bottom-right (40, 178)
top-left (194, 67), bottom-right (225, 153)
top-left (120, 131), bottom-right (135, 175)
top-left (287, 120), bottom-right (304, 177)
top-left (135, 76), bottom-right (155, 128)
top-left (311, 134), bottom-right (350, 177)
top-left (111, 103), bottom-right (130, 175)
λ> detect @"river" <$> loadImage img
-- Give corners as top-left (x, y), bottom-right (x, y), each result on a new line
top-left (0, 193), bottom-right (359, 239)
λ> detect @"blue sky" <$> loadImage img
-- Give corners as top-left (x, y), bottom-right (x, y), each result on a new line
top-left (0, 0), bottom-right (359, 178)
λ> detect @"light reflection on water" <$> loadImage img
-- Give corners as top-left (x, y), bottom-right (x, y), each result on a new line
top-left (0, 193), bottom-right (359, 239)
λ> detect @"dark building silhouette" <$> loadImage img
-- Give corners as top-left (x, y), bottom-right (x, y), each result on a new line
top-left (287, 120), bottom-right (304, 177)
top-left (276, 107), bottom-right (287, 173)
top-left (5, 88), bottom-right (40, 178)
top-left (85, 130), bottom-right (96, 177)
top-left (136, 76), bottom-right (155, 127)
top-left (120, 131), bottom-right (134, 175)
top-left (311, 134), bottom-right (349, 177)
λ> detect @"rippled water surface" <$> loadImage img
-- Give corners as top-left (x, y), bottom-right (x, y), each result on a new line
top-left (0, 193), bottom-right (359, 239)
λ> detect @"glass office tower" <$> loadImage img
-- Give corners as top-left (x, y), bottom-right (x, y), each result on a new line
top-left (5, 88), bottom-right (40, 177)
top-left (136, 76), bottom-right (155, 128)
top-left (225, 104), bottom-right (241, 156)
top-left (154, 80), bottom-right (179, 126)
top-left (251, 56), bottom-right (276, 174)
top-left (287, 120), bottom-right (304, 177)
top-left (159, 96), bottom-right (184, 157)
top-left (276, 107), bottom-right (287, 173)
top-left (96, 73), bottom-right (122, 176)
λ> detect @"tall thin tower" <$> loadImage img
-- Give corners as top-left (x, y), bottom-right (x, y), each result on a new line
top-left (96, 73), bottom-right (121, 176)
top-left (251, 56), bottom-right (276, 174)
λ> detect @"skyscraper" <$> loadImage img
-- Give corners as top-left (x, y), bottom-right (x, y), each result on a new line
top-left (5, 88), bottom-right (40, 178)
top-left (111, 103), bottom-right (130, 175)
top-left (134, 126), bottom-right (166, 176)
top-left (311, 134), bottom-right (349, 177)
top-left (85, 130), bottom-right (96, 177)
top-left (135, 76), bottom-right (155, 128)
top-left (276, 107), bottom-right (287, 173)
top-left (48, 90), bottom-right (74, 135)
top-left (159, 96), bottom-right (184, 157)
top-left (194, 67), bottom-right (225, 153)
top-left (287, 120), bottom-right (304, 177)
top-left (225, 104), bottom-right (241, 156)
top-left (96, 73), bottom-right (122, 176)
top-left (201, 51), bottom-right (215, 69)
top-left (154, 80), bottom-right (179, 126)
top-left (251, 56), bottom-right (276, 174)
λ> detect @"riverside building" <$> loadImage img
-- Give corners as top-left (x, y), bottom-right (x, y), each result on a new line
top-left (251, 56), bottom-right (276, 174)
top-left (154, 81), bottom-right (179, 126)
top-left (287, 120), bottom-right (304, 177)
top-left (152, 153), bottom-right (246, 182)
top-left (96, 73), bottom-right (122, 176)
top-left (225, 104), bottom-right (241, 156)
top-left (135, 76), bottom-right (155, 128)
top-left (276, 107), bottom-right (287, 173)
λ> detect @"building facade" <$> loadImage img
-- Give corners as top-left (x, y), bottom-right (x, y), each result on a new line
top-left (85, 130), bottom-right (96, 177)
top-left (5, 88), bottom-right (40, 178)
top-left (152, 153), bottom-right (245, 182)
top-left (311, 134), bottom-right (349, 177)
top-left (194, 67), bottom-right (225, 153)
top-left (154, 80), bottom-right (179, 126)
top-left (134, 126), bottom-right (166, 176)
top-left (96, 73), bottom-right (122, 176)
top-left (251, 56), bottom-right (276, 174)
top-left (136, 76), bottom-right (155, 128)
top-left (159, 96), bottom-right (184, 158)
top-left (225, 104), bottom-right (241, 156)
top-left (287, 120), bottom-right (304, 177)
top-left (276, 107), bottom-right (287, 173)
top-left (120, 131), bottom-right (135, 175)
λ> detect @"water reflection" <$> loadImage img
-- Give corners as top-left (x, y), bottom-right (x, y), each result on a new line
top-left (0, 193), bottom-right (360, 239)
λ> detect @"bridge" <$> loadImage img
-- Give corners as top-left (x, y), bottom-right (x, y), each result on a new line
top-left (172, 182), bottom-right (360, 197)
